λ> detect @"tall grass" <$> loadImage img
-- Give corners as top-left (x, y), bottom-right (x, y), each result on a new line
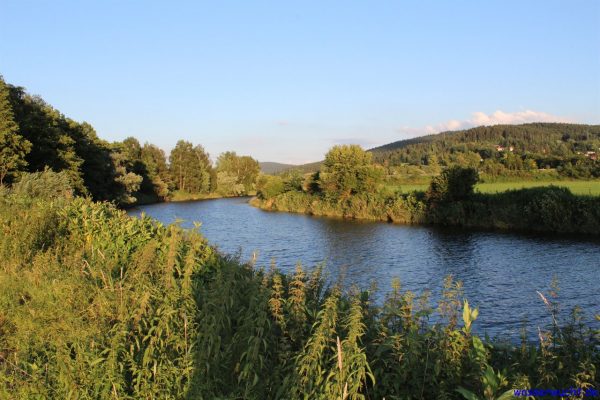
top-left (0, 175), bottom-right (598, 398)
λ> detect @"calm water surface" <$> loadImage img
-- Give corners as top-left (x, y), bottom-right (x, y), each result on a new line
top-left (129, 197), bottom-right (600, 339)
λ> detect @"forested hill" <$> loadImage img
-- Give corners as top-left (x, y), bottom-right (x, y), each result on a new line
top-left (279, 123), bottom-right (600, 176)
top-left (259, 162), bottom-right (296, 174)
top-left (370, 123), bottom-right (600, 167)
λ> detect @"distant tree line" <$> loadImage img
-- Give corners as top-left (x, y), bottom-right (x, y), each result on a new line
top-left (0, 75), bottom-right (259, 205)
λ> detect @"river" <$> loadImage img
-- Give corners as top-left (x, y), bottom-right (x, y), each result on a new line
top-left (129, 197), bottom-right (600, 339)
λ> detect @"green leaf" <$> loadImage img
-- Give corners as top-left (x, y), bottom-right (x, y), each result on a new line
top-left (497, 389), bottom-right (516, 400)
top-left (456, 387), bottom-right (481, 400)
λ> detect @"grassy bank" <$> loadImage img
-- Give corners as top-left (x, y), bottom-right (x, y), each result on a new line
top-left (126, 190), bottom-right (257, 207)
top-left (169, 190), bottom-right (230, 202)
top-left (1, 175), bottom-right (598, 398)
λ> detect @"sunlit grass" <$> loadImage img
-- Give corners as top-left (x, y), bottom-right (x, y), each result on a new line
top-left (476, 180), bottom-right (600, 196)
top-left (386, 180), bottom-right (600, 196)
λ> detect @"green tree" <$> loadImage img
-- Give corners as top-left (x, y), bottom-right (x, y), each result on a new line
top-left (141, 143), bottom-right (170, 199)
top-left (0, 76), bottom-right (31, 185)
top-left (281, 169), bottom-right (304, 192)
top-left (7, 83), bottom-right (87, 192)
top-left (318, 145), bottom-right (383, 201)
top-left (169, 140), bottom-right (211, 193)
top-left (216, 171), bottom-right (245, 196)
top-left (426, 166), bottom-right (479, 204)
top-left (122, 136), bottom-right (142, 161)
top-left (70, 122), bottom-right (120, 201)
top-left (215, 151), bottom-right (260, 194)
top-left (117, 137), bottom-right (163, 200)
top-left (209, 167), bottom-right (218, 192)
top-left (256, 174), bottom-right (285, 199)
top-left (111, 147), bottom-right (143, 205)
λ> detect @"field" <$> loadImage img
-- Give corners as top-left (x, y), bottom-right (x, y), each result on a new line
top-left (476, 180), bottom-right (600, 196)
top-left (388, 180), bottom-right (600, 196)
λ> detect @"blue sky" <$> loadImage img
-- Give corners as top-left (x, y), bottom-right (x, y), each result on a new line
top-left (1, 1), bottom-right (599, 163)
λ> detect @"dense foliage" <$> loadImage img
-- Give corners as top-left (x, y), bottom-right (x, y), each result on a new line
top-left (0, 76), bottom-right (31, 185)
top-left (0, 75), bottom-right (259, 205)
top-left (169, 140), bottom-right (212, 194)
top-left (216, 151), bottom-right (261, 196)
top-left (318, 145), bottom-right (384, 201)
top-left (1, 172), bottom-right (598, 398)
top-left (255, 147), bottom-right (600, 235)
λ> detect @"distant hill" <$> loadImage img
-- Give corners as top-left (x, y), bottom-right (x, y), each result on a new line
top-left (283, 160), bottom-right (323, 174)
top-left (270, 123), bottom-right (600, 174)
top-left (259, 162), bottom-right (297, 174)
top-left (369, 123), bottom-right (600, 166)
top-left (369, 133), bottom-right (439, 153)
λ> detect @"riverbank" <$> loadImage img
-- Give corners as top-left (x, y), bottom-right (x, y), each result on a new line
top-left (169, 190), bottom-right (236, 202)
top-left (127, 190), bottom-right (257, 208)
top-left (250, 185), bottom-right (600, 235)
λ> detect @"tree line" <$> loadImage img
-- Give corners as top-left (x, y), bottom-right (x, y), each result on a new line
top-left (0, 75), bottom-right (259, 205)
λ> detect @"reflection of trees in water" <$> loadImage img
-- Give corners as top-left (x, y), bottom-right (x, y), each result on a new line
top-left (428, 227), bottom-right (478, 274)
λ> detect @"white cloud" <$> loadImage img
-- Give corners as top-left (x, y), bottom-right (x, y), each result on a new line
top-left (416, 110), bottom-right (572, 135)
top-left (470, 110), bottom-right (571, 126)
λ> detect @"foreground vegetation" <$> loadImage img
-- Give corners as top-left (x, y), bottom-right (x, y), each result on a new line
top-left (1, 171), bottom-right (598, 399)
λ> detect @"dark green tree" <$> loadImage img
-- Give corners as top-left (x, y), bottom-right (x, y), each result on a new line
top-left (7, 84), bottom-right (86, 192)
top-left (426, 166), bottom-right (479, 203)
top-left (141, 143), bottom-right (170, 199)
top-left (71, 122), bottom-right (120, 201)
top-left (0, 76), bottom-right (31, 185)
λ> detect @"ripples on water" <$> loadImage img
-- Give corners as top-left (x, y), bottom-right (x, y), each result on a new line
top-left (129, 197), bottom-right (600, 339)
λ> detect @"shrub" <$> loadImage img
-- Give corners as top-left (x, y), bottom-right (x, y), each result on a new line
top-left (10, 168), bottom-right (74, 200)
top-left (427, 166), bottom-right (479, 203)
top-left (256, 174), bottom-right (285, 200)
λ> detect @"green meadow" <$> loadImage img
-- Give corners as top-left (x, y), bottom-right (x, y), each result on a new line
top-left (388, 180), bottom-right (600, 196)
